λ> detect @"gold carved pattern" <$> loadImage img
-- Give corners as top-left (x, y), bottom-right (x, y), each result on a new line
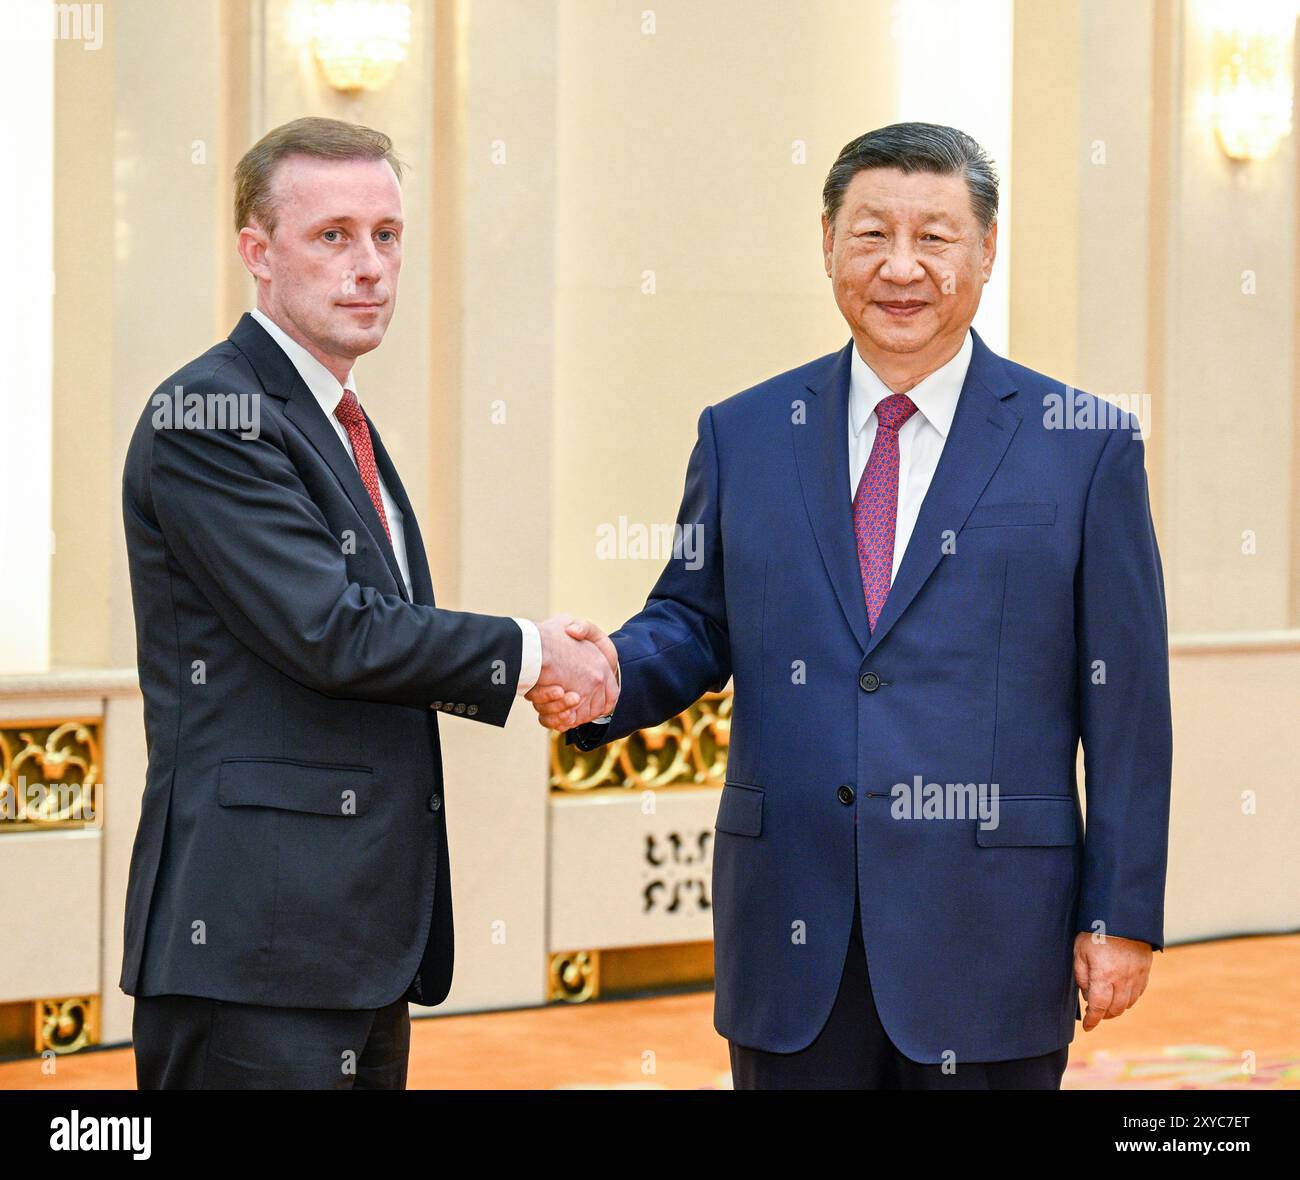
top-left (36, 996), bottom-right (99, 1055)
top-left (549, 690), bottom-right (731, 792)
top-left (546, 945), bottom-right (716, 1005)
top-left (548, 951), bottom-right (599, 1003)
top-left (0, 720), bottom-right (102, 831)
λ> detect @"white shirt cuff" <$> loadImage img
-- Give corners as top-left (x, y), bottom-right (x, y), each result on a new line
top-left (513, 617), bottom-right (542, 696)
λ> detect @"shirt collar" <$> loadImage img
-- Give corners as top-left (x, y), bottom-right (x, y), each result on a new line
top-left (250, 307), bottom-right (358, 417)
top-left (848, 327), bottom-right (973, 440)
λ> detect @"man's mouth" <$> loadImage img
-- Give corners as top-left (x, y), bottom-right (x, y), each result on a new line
top-left (877, 300), bottom-right (927, 318)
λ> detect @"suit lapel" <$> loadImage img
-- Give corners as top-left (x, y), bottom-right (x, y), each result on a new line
top-left (370, 424), bottom-right (437, 607)
top-left (228, 313), bottom-right (410, 601)
top-left (863, 327), bottom-right (1022, 656)
top-left (793, 342), bottom-right (871, 655)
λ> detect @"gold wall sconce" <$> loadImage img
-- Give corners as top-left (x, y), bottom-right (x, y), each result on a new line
top-left (1202, 0), bottom-right (1296, 162)
top-left (310, 0), bottom-right (412, 93)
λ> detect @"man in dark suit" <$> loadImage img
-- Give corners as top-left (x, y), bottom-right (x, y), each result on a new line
top-left (534, 123), bottom-right (1173, 1089)
top-left (121, 117), bottom-right (617, 1089)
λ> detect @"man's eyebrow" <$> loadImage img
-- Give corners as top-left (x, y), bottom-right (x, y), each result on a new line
top-left (309, 214), bottom-right (405, 228)
top-left (849, 205), bottom-right (961, 227)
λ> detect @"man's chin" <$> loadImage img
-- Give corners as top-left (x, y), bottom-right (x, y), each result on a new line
top-left (861, 315), bottom-right (935, 354)
top-left (331, 324), bottom-right (388, 357)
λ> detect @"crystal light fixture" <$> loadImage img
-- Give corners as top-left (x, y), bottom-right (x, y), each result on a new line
top-left (310, 0), bottom-right (412, 94)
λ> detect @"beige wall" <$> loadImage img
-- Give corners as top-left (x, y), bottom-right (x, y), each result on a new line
top-left (1011, 0), bottom-right (1299, 635)
top-left (1161, 1), bottom-right (1297, 633)
top-left (53, 1), bottom-right (234, 670)
top-left (4, 2), bottom-right (53, 676)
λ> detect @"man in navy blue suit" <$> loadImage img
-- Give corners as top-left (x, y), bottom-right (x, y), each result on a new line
top-left (532, 123), bottom-right (1173, 1089)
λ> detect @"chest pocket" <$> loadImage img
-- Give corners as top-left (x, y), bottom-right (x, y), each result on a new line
top-left (965, 501), bottom-right (1056, 528)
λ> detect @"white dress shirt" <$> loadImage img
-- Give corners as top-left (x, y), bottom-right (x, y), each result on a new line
top-left (848, 328), bottom-right (973, 583)
top-left (250, 308), bottom-right (541, 695)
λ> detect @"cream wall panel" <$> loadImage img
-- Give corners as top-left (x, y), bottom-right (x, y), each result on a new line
top-left (107, 1), bottom-right (229, 668)
top-left (1163, 643), bottom-right (1300, 941)
top-left (1076, 0), bottom-right (1155, 432)
top-left (99, 691), bottom-right (147, 1044)
top-left (1009, 0), bottom-right (1081, 380)
top-left (0, 832), bottom-right (101, 1002)
top-left (52, 12), bottom-right (115, 671)
top-left (550, 789), bottom-right (719, 951)
top-left (1, 1), bottom-right (54, 674)
top-left (1160, 4), bottom-right (1296, 633)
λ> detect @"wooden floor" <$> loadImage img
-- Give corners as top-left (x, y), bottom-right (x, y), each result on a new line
top-left (2, 933), bottom-right (1296, 1089)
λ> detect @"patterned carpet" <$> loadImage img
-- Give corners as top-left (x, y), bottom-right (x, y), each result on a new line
top-left (1064, 1045), bottom-right (1300, 1089)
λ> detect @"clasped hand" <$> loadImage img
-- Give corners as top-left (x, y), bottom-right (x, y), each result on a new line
top-left (526, 615), bottom-right (619, 731)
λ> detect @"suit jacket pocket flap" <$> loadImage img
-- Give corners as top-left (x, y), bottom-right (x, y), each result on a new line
top-left (975, 795), bottom-right (1078, 847)
top-left (715, 781), bottom-right (763, 837)
top-left (966, 501), bottom-right (1057, 528)
top-left (217, 758), bottom-right (373, 816)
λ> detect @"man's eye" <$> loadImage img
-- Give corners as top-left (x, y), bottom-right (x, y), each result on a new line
top-left (323, 230), bottom-right (343, 242)
top-left (377, 230), bottom-right (397, 243)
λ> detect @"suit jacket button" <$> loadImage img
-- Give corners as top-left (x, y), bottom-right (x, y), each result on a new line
top-left (837, 784), bottom-right (856, 805)
top-left (859, 671), bottom-right (881, 692)
top-left (428, 793), bottom-right (442, 812)
top-left (454, 703), bottom-right (466, 714)
top-left (430, 701), bottom-right (443, 710)
top-left (467, 705), bottom-right (478, 716)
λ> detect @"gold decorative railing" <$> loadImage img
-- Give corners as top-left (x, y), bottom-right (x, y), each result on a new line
top-left (0, 720), bottom-right (102, 831)
top-left (37, 996), bottom-right (99, 1055)
top-left (549, 690), bottom-right (731, 792)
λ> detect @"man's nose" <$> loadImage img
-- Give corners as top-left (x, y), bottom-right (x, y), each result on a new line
top-left (878, 241), bottom-right (924, 284)
top-left (346, 238), bottom-right (385, 285)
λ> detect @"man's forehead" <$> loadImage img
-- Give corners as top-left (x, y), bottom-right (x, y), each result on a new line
top-left (847, 200), bottom-right (963, 224)
top-left (271, 155), bottom-right (401, 197)
top-left (840, 170), bottom-right (970, 221)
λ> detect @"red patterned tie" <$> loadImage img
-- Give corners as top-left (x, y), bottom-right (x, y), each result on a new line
top-left (853, 392), bottom-right (919, 632)
top-left (334, 389), bottom-right (392, 544)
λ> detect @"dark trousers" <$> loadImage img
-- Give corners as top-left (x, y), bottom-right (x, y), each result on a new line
top-left (729, 897), bottom-right (1070, 1090)
top-left (132, 992), bottom-right (411, 1090)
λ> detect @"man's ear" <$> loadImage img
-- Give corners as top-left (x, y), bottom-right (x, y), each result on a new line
top-left (821, 213), bottom-right (834, 277)
top-left (981, 219), bottom-right (997, 282)
top-left (237, 223), bottom-right (272, 283)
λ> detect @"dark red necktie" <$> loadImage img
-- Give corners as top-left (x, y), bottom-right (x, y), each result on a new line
top-left (853, 392), bottom-right (919, 632)
top-left (334, 388), bottom-right (392, 544)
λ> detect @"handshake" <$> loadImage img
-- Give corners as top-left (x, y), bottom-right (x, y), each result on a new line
top-left (525, 615), bottom-right (619, 732)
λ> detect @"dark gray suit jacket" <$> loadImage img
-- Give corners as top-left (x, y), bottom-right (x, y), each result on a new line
top-left (120, 312), bottom-right (522, 1010)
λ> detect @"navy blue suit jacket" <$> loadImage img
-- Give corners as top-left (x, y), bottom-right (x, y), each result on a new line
top-left (573, 327), bottom-right (1173, 1062)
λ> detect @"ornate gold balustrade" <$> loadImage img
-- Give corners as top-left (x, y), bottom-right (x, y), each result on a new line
top-left (0, 720), bottom-right (102, 831)
top-left (549, 689), bottom-right (731, 792)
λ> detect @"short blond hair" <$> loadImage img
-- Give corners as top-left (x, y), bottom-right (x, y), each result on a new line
top-left (233, 116), bottom-right (405, 236)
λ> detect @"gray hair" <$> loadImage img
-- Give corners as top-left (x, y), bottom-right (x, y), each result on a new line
top-left (822, 122), bottom-right (999, 232)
